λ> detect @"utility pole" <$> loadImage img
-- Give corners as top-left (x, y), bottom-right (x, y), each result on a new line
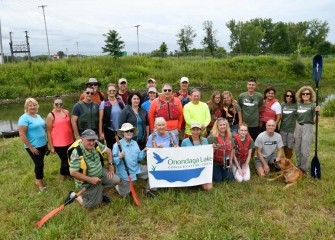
top-left (0, 18), bottom-right (4, 64)
top-left (134, 25), bottom-right (140, 55)
top-left (38, 5), bottom-right (50, 59)
top-left (76, 42), bottom-right (79, 58)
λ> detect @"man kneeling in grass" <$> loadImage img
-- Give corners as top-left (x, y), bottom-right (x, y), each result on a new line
top-left (67, 129), bottom-right (120, 208)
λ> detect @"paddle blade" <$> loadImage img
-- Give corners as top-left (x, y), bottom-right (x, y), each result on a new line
top-left (36, 204), bottom-right (65, 229)
top-left (128, 176), bottom-right (140, 206)
top-left (313, 55), bottom-right (323, 85)
top-left (311, 156), bottom-right (321, 179)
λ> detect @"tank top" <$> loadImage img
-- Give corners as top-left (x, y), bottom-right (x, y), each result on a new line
top-left (51, 110), bottom-right (74, 147)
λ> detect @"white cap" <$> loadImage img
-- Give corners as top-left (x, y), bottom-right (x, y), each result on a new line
top-left (191, 122), bottom-right (202, 129)
top-left (180, 77), bottom-right (189, 83)
top-left (148, 87), bottom-right (157, 93)
top-left (147, 78), bottom-right (156, 83)
top-left (118, 78), bottom-right (127, 84)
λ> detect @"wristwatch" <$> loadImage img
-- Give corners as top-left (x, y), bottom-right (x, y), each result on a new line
top-left (108, 162), bottom-right (113, 166)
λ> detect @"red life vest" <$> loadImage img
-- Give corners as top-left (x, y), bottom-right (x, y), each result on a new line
top-left (233, 133), bottom-right (252, 164)
top-left (259, 99), bottom-right (278, 123)
top-left (156, 97), bottom-right (180, 120)
top-left (213, 135), bottom-right (232, 163)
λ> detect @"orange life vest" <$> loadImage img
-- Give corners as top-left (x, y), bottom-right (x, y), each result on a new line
top-left (213, 135), bottom-right (232, 163)
top-left (259, 99), bottom-right (278, 123)
top-left (233, 133), bottom-right (252, 164)
top-left (156, 97), bottom-right (180, 120)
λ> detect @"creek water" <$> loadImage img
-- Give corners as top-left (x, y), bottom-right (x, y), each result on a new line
top-left (1, 84), bottom-right (334, 132)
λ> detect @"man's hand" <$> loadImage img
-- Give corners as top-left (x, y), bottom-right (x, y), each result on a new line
top-left (89, 177), bottom-right (102, 185)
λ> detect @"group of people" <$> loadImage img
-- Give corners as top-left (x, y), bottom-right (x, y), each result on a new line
top-left (18, 76), bottom-right (319, 208)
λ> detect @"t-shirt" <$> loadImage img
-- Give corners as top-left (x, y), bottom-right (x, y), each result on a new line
top-left (238, 91), bottom-right (263, 127)
top-left (181, 137), bottom-right (208, 147)
top-left (297, 102), bottom-right (315, 124)
top-left (18, 113), bottom-right (47, 148)
top-left (99, 100), bottom-right (122, 131)
top-left (280, 102), bottom-right (297, 133)
top-left (183, 101), bottom-right (211, 135)
top-left (141, 100), bottom-right (152, 113)
top-left (146, 132), bottom-right (178, 148)
top-left (254, 131), bottom-right (283, 158)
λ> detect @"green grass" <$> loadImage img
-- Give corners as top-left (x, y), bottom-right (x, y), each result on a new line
top-left (0, 118), bottom-right (335, 239)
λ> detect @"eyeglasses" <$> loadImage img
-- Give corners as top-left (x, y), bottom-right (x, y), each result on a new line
top-left (86, 92), bottom-right (94, 95)
top-left (108, 90), bottom-right (116, 93)
top-left (120, 82), bottom-right (126, 85)
top-left (163, 89), bottom-right (172, 92)
top-left (302, 93), bottom-right (310, 96)
top-left (124, 130), bottom-right (134, 133)
top-left (285, 95), bottom-right (293, 98)
top-left (54, 103), bottom-right (63, 107)
top-left (89, 84), bottom-right (98, 86)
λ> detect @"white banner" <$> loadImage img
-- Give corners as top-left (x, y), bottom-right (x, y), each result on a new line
top-left (147, 145), bottom-right (213, 188)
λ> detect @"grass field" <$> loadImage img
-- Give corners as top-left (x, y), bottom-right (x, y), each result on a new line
top-left (0, 118), bottom-right (334, 240)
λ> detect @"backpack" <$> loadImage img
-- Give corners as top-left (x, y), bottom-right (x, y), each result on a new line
top-left (67, 139), bottom-right (104, 183)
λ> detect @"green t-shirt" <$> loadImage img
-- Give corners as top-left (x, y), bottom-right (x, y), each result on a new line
top-left (238, 91), bottom-right (263, 127)
top-left (297, 102), bottom-right (315, 124)
top-left (280, 102), bottom-right (297, 133)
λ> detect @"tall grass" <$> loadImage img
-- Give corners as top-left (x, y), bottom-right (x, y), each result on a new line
top-left (0, 118), bottom-right (334, 239)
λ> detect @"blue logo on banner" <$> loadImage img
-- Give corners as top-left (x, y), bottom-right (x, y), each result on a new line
top-left (149, 167), bottom-right (205, 182)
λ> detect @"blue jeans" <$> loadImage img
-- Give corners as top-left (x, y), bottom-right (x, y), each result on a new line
top-left (213, 165), bottom-right (234, 182)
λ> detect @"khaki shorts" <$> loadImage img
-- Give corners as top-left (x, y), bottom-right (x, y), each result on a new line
top-left (254, 153), bottom-right (276, 170)
top-left (280, 131), bottom-right (294, 149)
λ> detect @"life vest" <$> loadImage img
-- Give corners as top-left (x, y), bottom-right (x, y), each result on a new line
top-left (233, 133), bottom-right (252, 165)
top-left (213, 135), bottom-right (232, 164)
top-left (77, 101), bottom-right (99, 131)
top-left (156, 97), bottom-right (180, 120)
top-left (176, 90), bottom-right (190, 106)
top-left (67, 139), bottom-right (104, 183)
top-left (102, 97), bottom-right (125, 129)
top-left (259, 99), bottom-right (278, 123)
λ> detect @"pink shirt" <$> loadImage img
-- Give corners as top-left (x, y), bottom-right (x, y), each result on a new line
top-left (51, 110), bottom-right (74, 147)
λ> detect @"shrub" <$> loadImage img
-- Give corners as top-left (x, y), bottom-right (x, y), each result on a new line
top-left (322, 98), bottom-right (335, 117)
top-left (291, 60), bottom-right (306, 76)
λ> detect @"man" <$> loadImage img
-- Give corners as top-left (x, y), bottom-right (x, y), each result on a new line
top-left (141, 78), bottom-right (158, 102)
top-left (72, 86), bottom-right (99, 138)
top-left (148, 83), bottom-right (183, 139)
top-left (67, 129), bottom-right (120, 208)
top-left (183, 88), bottom-right (211, 137)
top-left (117, 78), bottom-right (130, 104)
top-left (79, 78), bottom-right (105, 105)
top-left (254, 120), bottom-right (283, 177)
top-left (142, 87), bottom-right (158, 113)
top-left (238, 78), bottom-right (263, 141)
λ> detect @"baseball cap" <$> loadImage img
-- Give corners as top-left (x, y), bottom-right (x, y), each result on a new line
top-left (147, 78), bottom-right (156, 83)
top-left (191, 122), bottom-right (202, 129)
top-left (81, 129), bottom-right (98, 140)
top-left (180, 77), bottom-right (189, 83)
top-left (86, 78), bottom-right (101, 86)
top-left (118, 78), bottom-right (127, 84)
top-left (148, 87), bottom-right (157, 93)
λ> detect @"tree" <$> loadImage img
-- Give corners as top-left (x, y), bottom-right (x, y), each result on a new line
top-left (306, 19), bottom-right (329, 49)
top-left (201, 20), bottom-right (219, 55)
top-left (102, 30), bottom-right (125, 57)
top-left (271, 22), bottom-right (291, 53)
top-left (57, 51), bottom-right (65, 59)
top-left (176, 25), bottom-right (197, 52)
top-left (159, 42), bottom-right (168, 52)
top-left (317, 41), bottom-right (332, 55)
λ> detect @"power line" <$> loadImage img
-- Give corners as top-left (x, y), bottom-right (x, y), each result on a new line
top-left (38, 5), bottom-right (50, 58)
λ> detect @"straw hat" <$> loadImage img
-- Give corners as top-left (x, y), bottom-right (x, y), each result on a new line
top-left (117, 123), bottom-right (138, 138)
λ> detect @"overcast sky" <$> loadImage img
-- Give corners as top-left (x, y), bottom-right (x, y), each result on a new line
top-left (0, 0), bottom-right (334, 56)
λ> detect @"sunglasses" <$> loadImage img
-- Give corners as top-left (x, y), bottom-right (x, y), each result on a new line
top-left (108, 90), bottom-right (116, 93)
top-left (89, 84), bottom-right (98, 86)
top-left (302, 93), bottom-right (310, 96)
top-left (163, 89), bottom-right (172, 92)
top-left (124, 130), bottom-right (134, 133)
top-left (285, 95), bottom-right (293, 98)
top-left (54, 103), bottom-right (63, 107)
top-left (86, 92), bottom-right (94, 95)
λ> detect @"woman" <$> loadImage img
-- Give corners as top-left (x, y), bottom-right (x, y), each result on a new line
top-left (259, 86), bottom-right (282, 132)
top-left (206, 91), bottom-right (223, 135)
top-left (295, 86), bottom-right (320, 174)
top-left (280, 90), bottom-right (297, 159)
top-left (18, 98), bottom-right (48, 192)
top-left (112, 123), bottom-right (155, 198)
top-left (147, 117), bottom-right (179, 148)
top-left (207, 118), bottom-right (234, 182)
top-left (222, 91), bottom-right (242, 135)
top-left (181, 122), bottom-right (212, 191)
top-left (46, 96), bottom-right (74, 180)
top-left (232, 123), bottom-right (254, 182)
top-left (99, 83), bottom-right (125, 150)
top-left (119, 91), bottom-right (149, 150)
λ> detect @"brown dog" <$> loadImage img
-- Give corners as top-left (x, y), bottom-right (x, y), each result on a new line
top-left (268, 158), bottom-right (304, 189)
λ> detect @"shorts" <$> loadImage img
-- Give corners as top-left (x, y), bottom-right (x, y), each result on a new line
top-left (280, 131), bottom-right (294, 148)
top-left (82, 168), bottom-right (120, 208)
top-left (254, 153), bottom-right (276, 170)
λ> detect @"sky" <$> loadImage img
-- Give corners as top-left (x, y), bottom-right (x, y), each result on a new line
top-left (0, 0), bottom-right (334, 56)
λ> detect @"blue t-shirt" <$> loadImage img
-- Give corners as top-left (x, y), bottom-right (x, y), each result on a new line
top-left (18, 113), bottom-right (47, 148)
top-left (141, 100), bottom-right (152, 113)
top-left (181, 137), bottom-right (208, 147)
top-left (146, 132), bottom-right (178, 148)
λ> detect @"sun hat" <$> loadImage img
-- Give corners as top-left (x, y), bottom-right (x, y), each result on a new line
top-left (190, 122), bottom-right (202, 129)
top-left (147, 78), bottom-right (156, 83)
top-left (117, 123), bottom-right (138, 138)
top-left (118, 78), bottom-right (127, 84)
top-left (81, 129), bottom-right (98, 140)
top-left (180, 77), bottom-right (189, 83)
top-left (86, 78), bottom-right (101, 86)
top-left (148, 87), bottom-right (157, 93)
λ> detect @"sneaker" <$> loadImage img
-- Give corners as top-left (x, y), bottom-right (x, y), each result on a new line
top-left (102, 195), bottom-right (111, 203)
top-left (143, 189), bottom-right (155, 198)
top-left (64, 191), bottom-right (75, 204)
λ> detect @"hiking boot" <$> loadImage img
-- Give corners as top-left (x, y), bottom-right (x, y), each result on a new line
top-left (102, 195), bottom-right (111, 203)
top-left (64, 191), bottom-right (76, 204)
top-left (143, 189), bottom-right (155, 198)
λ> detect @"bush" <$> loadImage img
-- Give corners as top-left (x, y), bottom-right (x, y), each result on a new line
top-left (291, 60), bottom-right (306, 76)
top-left (322, 98), bottom-right (335, 117)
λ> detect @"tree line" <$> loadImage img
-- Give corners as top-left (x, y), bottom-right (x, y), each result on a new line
top-left (102, 18), bottom-right (334, 57)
